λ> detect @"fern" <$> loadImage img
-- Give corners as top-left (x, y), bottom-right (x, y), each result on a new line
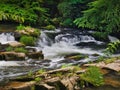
top-left (74, 0), bottom-right (120, 33)
top-left (105, 40), bottom-right (120, 55)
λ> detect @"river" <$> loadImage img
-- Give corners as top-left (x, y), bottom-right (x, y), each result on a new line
top-left (0, 28), bottom-right (107, 84)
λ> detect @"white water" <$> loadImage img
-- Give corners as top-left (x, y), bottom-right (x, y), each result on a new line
top-left (0, 33), bottom-right (15, 44)
top-left (38, 30), bottom-right (104, 62)
top-left (108, 35), bottom-right (119, 42)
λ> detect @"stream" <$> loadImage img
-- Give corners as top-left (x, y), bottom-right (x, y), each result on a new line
top-left (0, 28), bottom-right (107, 83)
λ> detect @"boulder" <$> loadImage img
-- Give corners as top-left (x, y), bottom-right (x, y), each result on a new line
top-left (4, 81), bottom-right (36, 90)
top-left (84, 60), bottom-right (120, 72)
top-left (8, 41), bottom-right (25, 47)
top-left (27, 51), bottom-right (44, 59)
top-left (0, 52), bottom-right (26, 60)
top-left (65, 54), bottom-right (88, 60)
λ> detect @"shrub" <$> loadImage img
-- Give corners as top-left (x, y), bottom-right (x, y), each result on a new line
top-left (20, 35), bottom-right (36, 46)
top-left (92, 31), bottom-right (108, 41)
top-left (45, 25), bottom-right (56, 30)
top-left (104, 40), bottom-right (120, 55)
top-left (80, 66), bottom-right (104, 86)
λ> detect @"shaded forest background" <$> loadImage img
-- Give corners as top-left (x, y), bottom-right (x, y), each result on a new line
top-left (0, 0), bottom-right (120, 39)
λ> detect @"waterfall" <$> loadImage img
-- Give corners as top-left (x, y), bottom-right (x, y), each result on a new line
top-left (0, 33), bottom-right (15, 44)
top-left (108, 35), bottom-right (119, 42)
top-left (37, 30), bottom-right (104, 60)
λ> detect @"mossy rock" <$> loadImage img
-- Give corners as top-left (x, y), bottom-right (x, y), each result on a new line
top-left (44, 25), bottom-right (56, 30)
top-left (65, 54), bottom-right (88, 60)
top-left (20, 35), bottom-right (36, 46)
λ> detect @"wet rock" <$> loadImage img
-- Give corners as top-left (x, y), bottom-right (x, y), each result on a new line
top-left (84, 60), bottom-right (120, 72)
top-left (27, 51), bottom-right (44, 59)
top-left (14, 32), bottom-right (21, 41)
top-left (15, 27), bottom-right (40, 37)
top-left (105, 77), bottom-right (120, 87)
top-left (5, 81), bottom-right (36, 90)
top-left (36, 83), bottom-right (55, 90)
top-left (65, 54), bottom-right (88, 60)
top-left (8, 41), bottom-right (25, 47)
top-left (25, 46), bottom-right (38, 53)
top-left (61, 76), bottom-right (80, 90)
top-left (0, 52), bottom-right (25, 60)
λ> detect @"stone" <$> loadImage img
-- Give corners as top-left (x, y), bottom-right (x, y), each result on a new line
top-left (0, 52), bottom-right (25, 60)
top-left (84, 60), bottom-right (120, 72)
top-left (8, 41), bottom-right (25, 47)
top-left (27, 51), bottom-right (44, 59)
top-left (4, 81), bottom-right (36, 90)
top-left (36, 83), bottom-right (55, 90)
top-left (61, 76), bottom-right (80, 90)
top-left (65, 54), bottom-right (88, 60)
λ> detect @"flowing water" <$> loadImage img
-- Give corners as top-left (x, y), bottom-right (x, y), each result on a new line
top-left (0, 29), bottom-right (107, 84)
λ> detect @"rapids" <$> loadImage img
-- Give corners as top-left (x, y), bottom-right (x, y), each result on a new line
top-left (0, 29), bottom-right (107, 83)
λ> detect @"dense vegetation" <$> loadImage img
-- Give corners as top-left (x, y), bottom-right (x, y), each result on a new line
top-left (0, 0), bottom-right (120, 51)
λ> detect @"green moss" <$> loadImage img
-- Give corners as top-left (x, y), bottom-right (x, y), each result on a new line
top-left (6, 46), bottom-right (27, 53)
top-left (6, 46), bottom-right (14, 51)
top-left (14, 47), bottom-right (27, 53)
top-left (38, 69), bottom-right (46, 74)
top-left (20, 35), bottom-right (36, 46)
top-left (32, 29), bottom-right (41, 37)
top-left (80, 66), bottom-right (104, 86)
top-left (16, 24), bottom-right (25, 31)
top-left (45, 25), bottom-right (56, 30)
top-left (34, 77), bottom-right (42, 82)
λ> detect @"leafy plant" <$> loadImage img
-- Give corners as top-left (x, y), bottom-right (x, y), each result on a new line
top-left (80, 66), bottom-right (104, 86)
top-left (74, 0), bottom-right (120, 34)
top-left (20, 35), bottom-right (36, 46)
top-left (104, 40), bottom-right (120, 55)
top-left (0, 0), bottom-right (48, 25)
top-left (92, 31), bottom-right (108, 40)
top-left (16, 24), bottom-right (25, 30)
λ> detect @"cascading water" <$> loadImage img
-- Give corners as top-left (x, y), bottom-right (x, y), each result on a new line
top-left (37, 29), bottom-right (105, 68)
top-left (0, 29), bottom-right (106, 84)
top-left (0, 33), bottom-right (15, 44)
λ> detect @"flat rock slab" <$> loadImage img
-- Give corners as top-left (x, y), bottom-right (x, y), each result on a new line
top-left (84, 60), bottom-right (120, 72)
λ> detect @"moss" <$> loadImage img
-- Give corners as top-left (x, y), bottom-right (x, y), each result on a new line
top-left (14, 47), bottom-right (27, 53)
top-left (20, 35), bottom-right (36, 46)
top-left (6, 46), bottom-right (27, 53)
top-left (67, 54), bottom-right (88, 60)
top-left (44, 25), bottom-right (56, 30)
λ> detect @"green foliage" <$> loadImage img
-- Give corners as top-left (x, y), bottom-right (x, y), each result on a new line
top-left (38, 69), bottom-right (46, 74)
top-left (34, 77), bottom-right (42, 82)
top-left (6, 46), bottom-right (14, 51)
top-left (45, 25), bottom-right (56, 30)
top-left (92, 31), bottom-right (108, 40)
top-left (14, 47), bottom-right (27, 53)
top-left (0, 0), bottom-right (48, 25)
top-left (74, 0), bottom-right (120, 34)
top-left (20, 36), bottom-right (36, 46)
top-left (80, 66), bottom-right (104, 86)
top-left (105, 40), bottom-right (120, 55)
top-left (6, 46), bottom-right (27, 53)
top-left (58, 0), bottom-right (90, 27)
top-left (16, 24), bottom-right (25, 30)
